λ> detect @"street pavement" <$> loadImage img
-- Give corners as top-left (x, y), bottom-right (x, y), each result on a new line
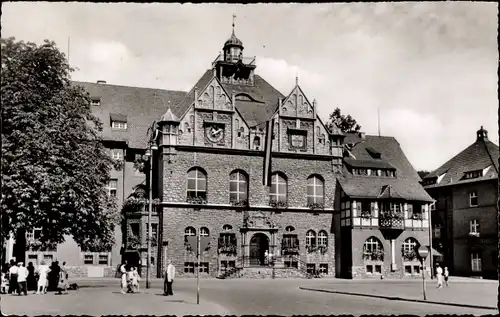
top-left (2, 277), bottom-right (497, 316)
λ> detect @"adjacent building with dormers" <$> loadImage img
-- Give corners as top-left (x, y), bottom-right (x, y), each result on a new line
top-left (8, 26), bottom-right (435, 279)
top-left (422, 127), bottom-right (498, 279)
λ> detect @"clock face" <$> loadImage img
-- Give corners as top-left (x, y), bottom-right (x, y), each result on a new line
top-left (205, 125), bottom-right (224, 143)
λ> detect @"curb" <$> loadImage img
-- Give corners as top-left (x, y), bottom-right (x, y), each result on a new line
top-left (298, 286), bottom-right (498, 311)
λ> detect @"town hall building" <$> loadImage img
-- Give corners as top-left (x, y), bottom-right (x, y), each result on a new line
top-left (7, 25), bottom-right (435, 279)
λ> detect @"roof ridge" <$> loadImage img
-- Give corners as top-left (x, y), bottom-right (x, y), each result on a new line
top-left (72, 81), bottom-right (186, 94)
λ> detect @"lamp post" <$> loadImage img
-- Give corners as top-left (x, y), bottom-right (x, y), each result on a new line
top-left (428, 201), bottom-right (436, 279)
top-left (144, 143), bottom-right (158, 289)
top-left (418, 246), bottom-right (429, 301)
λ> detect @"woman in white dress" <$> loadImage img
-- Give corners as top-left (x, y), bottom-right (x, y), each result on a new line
top-left (36, 261), bottom-right (50, 295)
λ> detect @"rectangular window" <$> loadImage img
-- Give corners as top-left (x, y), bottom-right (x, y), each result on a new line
top-left (108, 179), bottom-right (118, 197)
top-left (146, 223), bottom-right (158, 241)
top-left (366, 265), bottom-right (373, 274)
top-left (469, 191), bottom-right (478, 207)
top-left (306, 263), bottom-right (316, 275)
top-left (407, 204), bottom-right (413, 219)
top-left (111, 150), bottom-right (123, 160)
top-left (284, 260), bottom-right (299, 268)
top-left (184, 262), bottom-right (195, 273)
top-left (84, 254), bottom-right (93, 265)
top-left (90, 98), bottom-right (101, 106)
top-left (111, 121), bottom-right (127, 129)
top-left (471, 252), bottom-right (481, 272)
top-left (319, 263), bottom-right (328, 274)
top-left (130, 223), bottom-right (140, 237)
top-left (375, 265), bottom-right (382, 274)
top-left (98, 254), bottom-right (108, 265)
top-left (404, 265), bottom-right (412, 274)
top-left (413, 265), bottom-right (421, 275)
top-left (199, 262), bottom-right (209, 274)
top-left (28, 254), bottom-right (38, 265)
top-left (469, 219), bottom-right (479, 234)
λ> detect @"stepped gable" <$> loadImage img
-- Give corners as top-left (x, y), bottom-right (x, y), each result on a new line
top-left (422, 126), bottom-right (499, 189)
top-left (73, 81), bottom-right (186, 149)
top-left (338, 132), bottom-right (433, 202)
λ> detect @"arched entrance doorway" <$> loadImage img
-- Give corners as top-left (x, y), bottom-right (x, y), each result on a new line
top-left (249, 233), bottom-right (269, 266)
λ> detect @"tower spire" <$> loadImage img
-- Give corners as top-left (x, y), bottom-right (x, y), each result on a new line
top-left (232, 14), bottom-right (236, 34)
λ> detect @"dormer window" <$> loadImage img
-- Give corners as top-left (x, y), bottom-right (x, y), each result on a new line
top-left (423, 177), bottom-right (437, 186)
top-left (112, 121), bottom-right (127, 129)
top-left (90, 98), bottom-right (101, 106)
top-left (463, 170), bottom-right (483, 180)
top-left (110, 113), bottom-right (128, 130)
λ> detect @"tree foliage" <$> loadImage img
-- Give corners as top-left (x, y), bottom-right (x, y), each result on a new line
top-left (1, 37), bottom-right (121, 251)
top-left (326, 107), bottom-right (361, 133)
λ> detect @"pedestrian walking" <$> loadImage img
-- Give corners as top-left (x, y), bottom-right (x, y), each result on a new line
top-left (8, 259), bottom-right (18, 294)
top-left (435, 263), bottom-right (443, 288)
top-left (27, 262), bottom-right (36, 291)
top-left (164, 260), bottom-right (175, 296)
top-left (36, 260), bottom-right (51, 294)
top-left (444, 267), bottom-right (449, 287)
top-left (16, 262), bottom-right (28, 296)
top-left (57, 266), bottom-right (68, 295)
top-left (119, 260), bottom-right (128, 294)
top-left (131, 267), bottom-right (140, 292)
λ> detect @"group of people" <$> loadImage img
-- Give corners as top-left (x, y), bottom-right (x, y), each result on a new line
top-left (117, 259), bottom-right (176, 296)
top-left (118, 261), bottom-right (141, 294)
top-left (1, 259), bottom-right (69, 295)
top-left (435, 263), bottom-right (450, 288)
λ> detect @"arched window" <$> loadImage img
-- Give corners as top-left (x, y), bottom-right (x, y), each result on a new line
top-left (306, 230), bottom-right (316, 247)
top-left (285, 226), bottom-right (295, 232)
top-left (222, 224), bottom-right (232, 231)
top-left (401, 238), bottom-right (420, 262)
top-left (270, 173), bottom-right (287, 203)
top-left (363, 237), bottom-right (384, 261)
top-left (187, 168), bottom-right (207, 199)
top-left (184, 122), bottom-right (190, 133)
top-left (253, 136), bottom-right (261, 150)
top-left (229, 170), bottom-right (248, 203)
top-left (317, 230), bottom-right (328, 247)
top-left (307, 175), bottom-right (324, 205)
top-left (185, 227), bottom-right (196, 236)
top-left (200, 227), bottom-right (210, 237)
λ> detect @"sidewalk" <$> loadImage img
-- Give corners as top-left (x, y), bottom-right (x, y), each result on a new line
top-left (2, 286), bottom-right (231, 316)
top-left (300, 278), bottom-right (498, 310)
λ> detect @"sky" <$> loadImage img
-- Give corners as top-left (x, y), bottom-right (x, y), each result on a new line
top-left (3, 2), bottom-right (498, 171)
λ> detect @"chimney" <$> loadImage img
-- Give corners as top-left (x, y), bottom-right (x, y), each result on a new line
top-left (96, 80), bottom-right (106, 84)
top-left (476, 126), bottom-right (488, 141)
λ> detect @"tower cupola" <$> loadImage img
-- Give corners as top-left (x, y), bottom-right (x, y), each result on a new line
top-left (223, 14), bottom-right (244, 63)
top-left (476, 126), bottom-right (488, 141)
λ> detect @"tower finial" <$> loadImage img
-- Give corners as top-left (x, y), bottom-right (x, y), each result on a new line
top-left (295, 73), bottom-right (299, 86)
top-left (232, 14), bottom-right (236, 33)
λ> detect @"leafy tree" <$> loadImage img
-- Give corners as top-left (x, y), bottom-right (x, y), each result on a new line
top-left (1, 37), bottom-right (121, 252)
top-left (326, 107), bottom-right (361, 133)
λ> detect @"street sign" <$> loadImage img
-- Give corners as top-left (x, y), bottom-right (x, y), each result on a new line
top-left (418, 246), bottom-right (429, 260)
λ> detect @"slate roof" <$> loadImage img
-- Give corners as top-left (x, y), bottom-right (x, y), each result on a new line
top-left (422, 130), bottom-right (499, 189)
top-left (72, 81), bottom-right (186, 149)
top-left (338, 133), bottom-right (433, 202)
